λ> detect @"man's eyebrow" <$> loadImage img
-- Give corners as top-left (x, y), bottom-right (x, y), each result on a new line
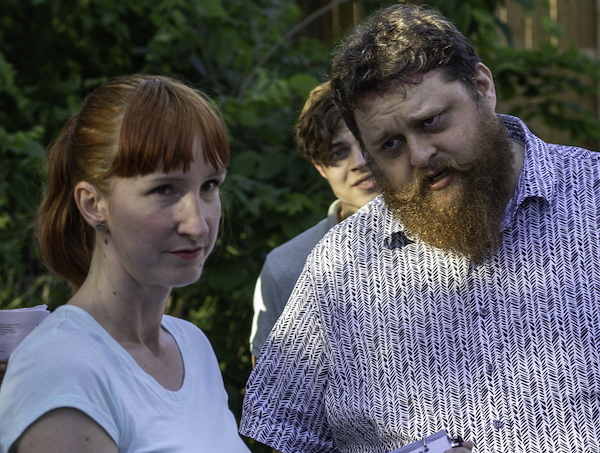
top-left (367, 105), bottom-right (446, 148)
top-left (366, 128), bottom-right (396, 149)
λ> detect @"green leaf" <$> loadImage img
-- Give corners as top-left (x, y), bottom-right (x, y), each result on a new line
top-left (198, 0), bottom-right (227, 18)
top-left (540, 15), bottom-right (564, 39)
top-left (235, 103), bottom-right (259, 127)
top-left (256, 152), bottom-right (286, 179)
top-left (288, 73), bottom-right (319, 100)
top-left (229, 150), bottom-right (260, 177)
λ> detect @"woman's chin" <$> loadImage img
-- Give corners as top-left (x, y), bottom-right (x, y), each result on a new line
top-left (163, 268), bottom-right (205, 289)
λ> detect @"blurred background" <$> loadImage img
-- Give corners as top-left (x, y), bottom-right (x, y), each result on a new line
top-left (1, 0), bottom-right (599, 450)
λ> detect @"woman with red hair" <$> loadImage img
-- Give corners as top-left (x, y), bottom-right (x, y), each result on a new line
top-left (0, 75), bottom-right (249, 453)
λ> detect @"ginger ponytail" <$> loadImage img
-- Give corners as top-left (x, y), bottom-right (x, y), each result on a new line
top-left (37, 116), bottom-right (96, 289)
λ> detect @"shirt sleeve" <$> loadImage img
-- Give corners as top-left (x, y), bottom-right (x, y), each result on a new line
top-left (250, 261), bottom-right (286, 357)
top-left (240, 266), bottom-right (335, 453)
top-left (0, 329), bottom-right (120, 451)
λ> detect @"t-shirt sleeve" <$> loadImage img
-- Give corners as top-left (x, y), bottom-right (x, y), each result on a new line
top-left (0, 328), bottom-right (120, 451)
top-left (250, 261), bottom-right (286, 357)
top-left (250, 217), bottom-right (335, 358)
top-left (240, 266), bottom-right (334, 453)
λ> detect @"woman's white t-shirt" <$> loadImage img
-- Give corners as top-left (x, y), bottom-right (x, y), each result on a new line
top-left (0, 305), bottom-right (250, 453)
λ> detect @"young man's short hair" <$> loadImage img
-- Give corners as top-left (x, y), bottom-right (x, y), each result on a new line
top-left (295, 81), bottom-right (344, 166)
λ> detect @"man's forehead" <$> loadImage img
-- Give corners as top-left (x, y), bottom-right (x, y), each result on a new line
top-left (357, 68), bottom-right (463, 117)
top-left (354, 71), bottom-right (436, 112)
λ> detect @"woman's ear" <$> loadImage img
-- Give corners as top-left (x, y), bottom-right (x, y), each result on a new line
top-left (475, 63), bottom-right (497, 111)
top-left (74, 181), bottom-right (108, 230)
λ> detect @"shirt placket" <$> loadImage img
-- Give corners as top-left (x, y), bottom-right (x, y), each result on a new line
top-left (471, 262), bottom-right (514, 453)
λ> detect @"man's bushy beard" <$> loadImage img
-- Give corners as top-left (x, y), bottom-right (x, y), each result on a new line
top-left (372, 108), bottom-right (516, 263)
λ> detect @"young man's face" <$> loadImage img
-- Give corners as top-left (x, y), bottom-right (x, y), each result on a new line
top-left (314, 122), bottom-right (378, 219)
top-left (354, 66), bottom-right (521, 260)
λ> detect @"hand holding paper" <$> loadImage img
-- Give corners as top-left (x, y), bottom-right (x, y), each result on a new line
top-left (389, 430), bottom-right (471, 453)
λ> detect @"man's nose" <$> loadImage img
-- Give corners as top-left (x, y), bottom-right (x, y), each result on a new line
top-left (349, 143), bottom-right (368, 171)
top-left (407, 136), bottom-right (437, 168)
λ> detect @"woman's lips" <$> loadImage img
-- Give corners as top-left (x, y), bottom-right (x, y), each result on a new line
top-left (170, 248), bottom-right (202, 260)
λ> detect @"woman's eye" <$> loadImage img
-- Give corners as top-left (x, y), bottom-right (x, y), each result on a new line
top-left (152, 185), bottom-right (173, 195)
top-left (423, 114), bottom-right (440, 127)
top-left (201, 179), bottom-right (220, 192)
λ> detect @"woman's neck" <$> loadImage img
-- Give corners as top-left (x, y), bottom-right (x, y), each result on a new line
top-left (69, 269), bottom-right (170, 349)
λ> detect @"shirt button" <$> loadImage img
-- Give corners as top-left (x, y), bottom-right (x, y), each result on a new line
top-left (486, 363), bottom-right (495, 373)
top-left (493, 420), bottom-right (504, 429)
top-left (479, 307), bottom-right (490, 317)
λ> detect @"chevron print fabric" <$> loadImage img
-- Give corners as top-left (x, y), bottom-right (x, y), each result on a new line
top-left (239, 115), bottom-right (600, 453)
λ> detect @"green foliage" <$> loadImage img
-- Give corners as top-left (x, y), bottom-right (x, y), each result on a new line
top-left (0, 1), bottom-right (599, 451)
top-left (492, 42), bottom-right (600, 143)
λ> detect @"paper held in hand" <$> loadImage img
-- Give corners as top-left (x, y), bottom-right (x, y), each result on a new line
top-left (0, 304), bottom-right (50, 361)
top-left (389, 430), bottom-right (452, 453)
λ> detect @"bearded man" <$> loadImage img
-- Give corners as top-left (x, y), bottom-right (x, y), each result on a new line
top-left (240, 5), bottom-right (600, 453)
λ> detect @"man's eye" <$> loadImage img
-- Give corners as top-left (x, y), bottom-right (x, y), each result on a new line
top-left (423, 114), bottom-right (440, 127)
top-left (383, 138), bottom-right (400, 150)
top-left (331, 148), bottom-right (349, 161)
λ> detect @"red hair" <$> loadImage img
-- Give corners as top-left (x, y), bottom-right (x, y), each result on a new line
top-left (37, 75), bottom-right (229, 289)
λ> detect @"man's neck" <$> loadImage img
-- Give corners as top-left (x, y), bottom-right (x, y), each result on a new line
top-left (338, 203), bottom-right (358, 222)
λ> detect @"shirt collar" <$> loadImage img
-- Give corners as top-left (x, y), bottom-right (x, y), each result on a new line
top-left (327, 199), bottom-right (342, 228)
top-left (499, 114), bottom-right (555, 227)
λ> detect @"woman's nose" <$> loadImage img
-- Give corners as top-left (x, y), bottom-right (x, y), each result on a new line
top-left (177, 195), bottom-right (209, 238)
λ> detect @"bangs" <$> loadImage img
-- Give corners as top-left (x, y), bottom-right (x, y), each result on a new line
top-left (111, 77), bottom-right (229, 177)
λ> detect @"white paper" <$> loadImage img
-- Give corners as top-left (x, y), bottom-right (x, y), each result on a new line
top-left (0, 304), bottom-right (50, 361)
top-left (389, 430), bottom-right (451, 453)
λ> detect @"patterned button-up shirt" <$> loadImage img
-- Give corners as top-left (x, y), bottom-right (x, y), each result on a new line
top-left (239, 115), bottom-right (600, 453)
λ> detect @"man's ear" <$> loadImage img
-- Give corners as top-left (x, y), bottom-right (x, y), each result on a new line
top-left (475, 63), bottom-right (497, 111)
top-left (74, 181), bottom-right (107, 229)
top-left (314, 163), bottom-right (328, 180)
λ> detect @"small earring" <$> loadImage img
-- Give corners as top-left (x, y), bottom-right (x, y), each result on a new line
top-left (96, 222), bottom-right (106, 231)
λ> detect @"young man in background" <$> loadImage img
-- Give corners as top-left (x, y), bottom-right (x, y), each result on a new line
top-left (249, 81), bottom-right (378, 361)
